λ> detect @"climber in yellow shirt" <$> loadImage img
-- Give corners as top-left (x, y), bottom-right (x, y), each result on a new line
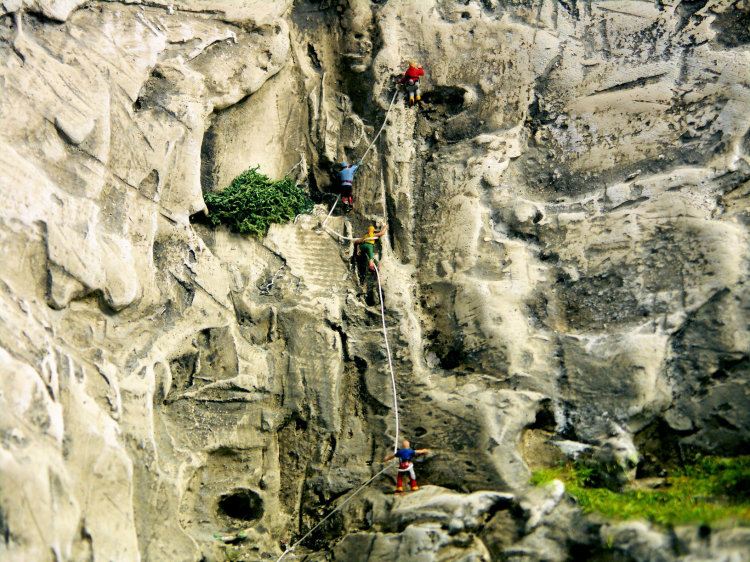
top-left (355, 224), bottom-right (387, 272)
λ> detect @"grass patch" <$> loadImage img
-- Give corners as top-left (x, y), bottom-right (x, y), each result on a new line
top-left (531, 456), bottom-right (750, 526)
top-left (203, 166), bottom-right (313, 236)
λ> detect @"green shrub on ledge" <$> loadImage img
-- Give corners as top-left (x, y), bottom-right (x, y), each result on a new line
top-left (531, 456), bottom-right (750, 526)
top-left (204, 166), bottom-right (313, 236)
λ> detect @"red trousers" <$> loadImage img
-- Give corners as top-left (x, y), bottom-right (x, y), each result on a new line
top-left (397, 463), bottom-right (418, 489)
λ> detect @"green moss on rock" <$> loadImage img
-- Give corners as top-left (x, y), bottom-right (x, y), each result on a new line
top-left (531, 456), bottom-right (750, 526)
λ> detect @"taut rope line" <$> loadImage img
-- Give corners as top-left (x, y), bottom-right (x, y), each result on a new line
top-left (276, 260), bottom-right (399, 562)
top-left (318, 88), bottom-right (400, 242)
top-left (279, 237), bottom-right (400, 562)
top-left (280, 87), bottom-right (403, 562)
top-left (318, 195), bottom-right (359, 241)
top-left (276, 462), bottom-right (395, 562)
top-left (360, 89), bottom-right (399, 163)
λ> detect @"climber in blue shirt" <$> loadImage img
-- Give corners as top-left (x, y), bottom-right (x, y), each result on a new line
top-left (383, 439), bottom-right (430, 491)
top-left (338, 161), bottom-right (360, 210)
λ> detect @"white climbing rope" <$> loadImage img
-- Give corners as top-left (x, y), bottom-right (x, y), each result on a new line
top-left (276, 462), bottom-right (396, 562)
top-left (275, 253), bottom-right (401, 562)
top-left (374, 262), bottom-right (400, 455)
top-left (316, 87), bottom-right (400, 242)
top-left (323, 194), bottom-right (340, 225)
top-left (317, 195), bottom-right (360, 241)
top-left (278, 88), bottom-right (404, 562)
top-left (321, 225), bottom-right (359, 241)
top-left (360, 89), bottom-right (399, 164)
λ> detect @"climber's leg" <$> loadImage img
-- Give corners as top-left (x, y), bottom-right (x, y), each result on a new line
top-left (396, 472), bottom-right (404, 492)
top-left (406, 83), bottom-right (416, 105)
top-left (408, 466), bottom-right (418, 490)
top-left (341, 184), bottom-right (353, 208)
top-left (415, 83), bottom-right (421, 102)
top-left (361, 243), bottom-right (375, 271)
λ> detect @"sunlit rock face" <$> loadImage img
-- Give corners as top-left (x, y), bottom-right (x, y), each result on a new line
top-left (1, 0), bottom-right (749, 560)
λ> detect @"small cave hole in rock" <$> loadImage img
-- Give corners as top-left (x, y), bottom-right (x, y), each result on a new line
top-left (422, 86), bottom-right (467, 115)
top-left (438, 342), bottom-right (468, 370)
top-left (529, 399), bottom-right (556, 431)
top-left (217, 489), bottom-right (264, 522)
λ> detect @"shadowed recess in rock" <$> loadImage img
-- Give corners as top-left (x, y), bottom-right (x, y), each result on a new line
top-left (218, 489), bottom-right (264, 522)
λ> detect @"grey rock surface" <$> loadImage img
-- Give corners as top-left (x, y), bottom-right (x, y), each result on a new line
top-left (1, 0), bottom-right (749, 560)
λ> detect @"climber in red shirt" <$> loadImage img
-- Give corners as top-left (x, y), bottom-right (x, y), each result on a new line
top-left (398, 61), bottom-right (425, 105)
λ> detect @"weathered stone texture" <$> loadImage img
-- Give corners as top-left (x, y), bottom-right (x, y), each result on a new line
top-left (1, 0), bottom-right (749, 560)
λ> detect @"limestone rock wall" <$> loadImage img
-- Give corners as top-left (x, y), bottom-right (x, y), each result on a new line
top-left (1, 1), bottom-right (749, 560)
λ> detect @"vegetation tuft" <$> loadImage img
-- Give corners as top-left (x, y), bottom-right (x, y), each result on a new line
top-left (531, 455), bottom-right (750, 526)
top-left (203, 167), bottom-right (313, 236)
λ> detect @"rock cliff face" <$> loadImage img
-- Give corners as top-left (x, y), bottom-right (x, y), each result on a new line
top-left (1, 1), bottom-right (749, 560)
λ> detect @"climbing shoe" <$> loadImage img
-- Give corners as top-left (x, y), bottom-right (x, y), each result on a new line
top-left (396, 486), bottom-right (403, 492)
top-left (411, 484), bottom-right (419, 491)
top-left (369, 264), bottom-right (376, 272)
top-left (416, 94), bottom-right (421, 101)
top-left (409, 98), bottom-right (415, 105)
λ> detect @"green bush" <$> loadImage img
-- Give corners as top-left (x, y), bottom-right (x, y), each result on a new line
top-left (203, 166), bottom-right (314, 236)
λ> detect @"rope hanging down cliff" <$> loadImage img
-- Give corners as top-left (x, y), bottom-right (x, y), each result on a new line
top-left (318, 89), bottom-right (399, 241)
top-left (374, 262), bottom-right (400, 455)
top-left (360, 89), bottom-right (399, 165)
top-left (278, 87), bottom-right (403, 562)
top-left (276, 263), bottom-right (400, 562)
